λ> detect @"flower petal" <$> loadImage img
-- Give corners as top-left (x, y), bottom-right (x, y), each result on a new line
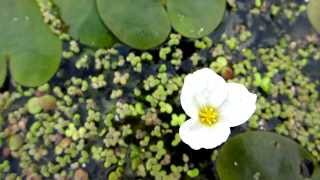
top-left (180, 68), bottom-right (227, 119)
top-left (219, 82), bottom-right (257, 127)
top-left (179, 119), bottom-right (231, 150)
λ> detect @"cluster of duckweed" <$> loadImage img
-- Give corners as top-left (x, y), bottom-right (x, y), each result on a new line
top-left (222, 0), bottom-right (320, 160)
top-left (0, 0), bottom-right (319, 179)
top-left (219, 32), bottom-right (320, 160)
top-left (0, 33), bottom-right (213, 179)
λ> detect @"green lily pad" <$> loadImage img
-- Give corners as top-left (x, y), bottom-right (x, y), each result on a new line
top-left (0, 0), bottom-right (61, 87)
top-left (216, 131), bottom-right (320, 180)
top-left (54, 0), bottom-right (115, 48)
top-left (97, 0), bottom-right (171, 50)
top-left (307, 0), bottom-right (320, 33)
top-left (0, 59), bottom-right (6, 87)
top-left (167, 0), bottom-right (226, 38)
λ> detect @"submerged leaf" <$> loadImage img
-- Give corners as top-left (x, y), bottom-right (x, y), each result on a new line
top-left (216, 131), bottom-right (319, 180)
top-left (0, 0), bottom-right (62, 87)
top-left (167, 0), bottom-right (226, 38)
top-left (97, 0), bottom-right (171, 50)
top-left (54, 0), bottom-right (115, 48)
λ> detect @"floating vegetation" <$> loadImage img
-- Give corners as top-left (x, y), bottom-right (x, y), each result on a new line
top-left (0, 0), bottom-right (61, 87)
top-left (0, 0), bottom-right (319, 179)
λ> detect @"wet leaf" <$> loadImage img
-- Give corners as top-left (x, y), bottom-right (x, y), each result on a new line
top-left (0, 0), bottom-right (62, 87)
top-left (216, 131), bottom-right (320, 180)
top-left (54, 0), bottom-right (116, 48)
top-left (307, 0), bottom-right (320, 33)
top-left (167, 0), bottom-right (226, 38)
top-left (97, 0), bottom-right (171, 50)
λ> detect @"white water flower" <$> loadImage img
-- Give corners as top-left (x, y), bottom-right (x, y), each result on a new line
top-left (179, 68), bottom-right (257, 150)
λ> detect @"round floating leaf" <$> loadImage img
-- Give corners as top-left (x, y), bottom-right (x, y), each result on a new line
top-left (9, 134), bottom-right (23, 151)
top-left (38, 95), bottom-right (57, 111)
top-left (26, 95), bottom-right (57, 114)
top-left (27, 97), bottom-right (43, 115)
top-left (54, 0), bottom-right (115, 48)
top-left (216, 131), bottom-right (319, 180)
top-left (307, 0), bottom-right (320, 32)
top-left (0, 0), bottom-right (62, 87)
top-left (97, 0), bottom-right (171, 50)
top-left (167, 0), bottom-right (226, 38)
top-left (0, 59), bottom-right (6, 87)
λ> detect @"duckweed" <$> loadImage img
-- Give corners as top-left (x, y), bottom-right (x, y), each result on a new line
top-left (0, 0), bottom-right (319, 179)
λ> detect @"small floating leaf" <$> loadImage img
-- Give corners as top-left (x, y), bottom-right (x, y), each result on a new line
top-left (9, 134), bottom-right (23, 151)
top-left (307, 0), bottom-right (320, 32)
top-left (97, 0), bottom-right (171, 50)
top-left (0, 0), bottom-right (62, 87)
top-left (26, 95), bottom-right (57, 114)
top-left (27, 97), bottom-right (43, 115)
top-left (37, 95), bottom-right (57, 111)
top-left (167, 0), bottom-right (226, 38)
top-left (54, 0), bottom-right (116, 48)
top-left (216, 131), bottom-right (319, 180)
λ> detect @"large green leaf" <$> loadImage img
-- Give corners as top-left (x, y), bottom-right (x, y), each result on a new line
top-left (0, 59), bottom-right (6, 87)
top-left (54, 0), bottom-right (115, 48)
top-left (312, 168), bottom-right (320, 180)
top-left (216, 131), bottom-right (319, 180)
top-left (97, 0), bottom-right (171, 50)
top-left (307, 0), bottom-right (320, 33)
top-left (0, 0), bottom-right (62, 87)
top-left (167, 0), bottom-right (226, 38)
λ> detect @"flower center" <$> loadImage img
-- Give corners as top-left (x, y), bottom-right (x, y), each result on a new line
top-left (198, 106), bottom-right (219, 126)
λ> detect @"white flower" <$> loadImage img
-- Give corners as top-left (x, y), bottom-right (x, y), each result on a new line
top-left (179, 68), bottom-right (257, 150)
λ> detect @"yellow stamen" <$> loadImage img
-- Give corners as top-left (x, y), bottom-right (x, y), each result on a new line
top-left (198, 106), bottom-right (219, 126)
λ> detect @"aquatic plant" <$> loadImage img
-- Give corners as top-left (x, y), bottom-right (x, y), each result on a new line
top-left (0, 0), bottom-right (61, 87)
top-left (179, 68), bottom-right (257, 149)
top-left (53, 0), bottom-right (116, 48)
top-left (54, 0), bottom-right (226, 49)
top-left (0, 0), bottom-right (226, 87)
top-left (217, 131), bottom-right (320, 179)
top-left (0, 0), bottom-right (319, 179)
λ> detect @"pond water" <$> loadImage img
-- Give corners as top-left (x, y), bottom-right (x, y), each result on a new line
top-left (0, 0), bottom-right (320, 179)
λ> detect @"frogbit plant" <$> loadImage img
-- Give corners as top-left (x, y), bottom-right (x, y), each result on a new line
top-left (217, 132), bottom-right (320, 180)
top-left (0, 0), bottom-right (62, 87)
top-left (54, 0), bottom-right (226, 49)
top-left (179, 68), bottom-right (257, 150)
top-left (54, 0), bottom-right (116, 48)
